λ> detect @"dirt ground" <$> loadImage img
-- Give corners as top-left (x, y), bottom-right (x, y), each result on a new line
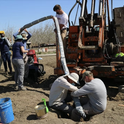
top-left (0, 55), bottom-right (124, 124)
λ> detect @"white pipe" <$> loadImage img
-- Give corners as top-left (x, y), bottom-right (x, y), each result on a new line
top-left (81, 0), bottom-right (87, 17)
top-left (99, 0), bottom-right (103, 16)
top-left (53, 16), bottom-right (70, 75)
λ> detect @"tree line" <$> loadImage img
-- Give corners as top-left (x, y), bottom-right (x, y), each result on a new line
top-left (3, 21), bottom-right (56, 47)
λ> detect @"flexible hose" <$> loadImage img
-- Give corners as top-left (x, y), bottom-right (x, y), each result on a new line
top-left (19, 15), bottom-right (69, 75)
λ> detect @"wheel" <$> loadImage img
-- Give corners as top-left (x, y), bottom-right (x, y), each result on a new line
top-left (37, 64), bottom-right (45, 76)
top-left (28, 56), bottom-right (34, 65)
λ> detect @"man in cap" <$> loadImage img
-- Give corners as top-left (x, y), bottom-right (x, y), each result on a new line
top-left (49, 73), bottom-right (80, 117)
top-left (13, 28), bottom-right (32, 50)
top-left (71, 71), bottom-right (107, 121)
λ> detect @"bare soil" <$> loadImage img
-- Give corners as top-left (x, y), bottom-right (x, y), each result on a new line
top-left (0, 55), bottom-right (124, 124)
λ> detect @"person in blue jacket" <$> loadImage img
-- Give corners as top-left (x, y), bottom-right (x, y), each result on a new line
top-left (0, 31), bottom-right (12, 75)
top-left (13, 28), bottom-right (32, 50)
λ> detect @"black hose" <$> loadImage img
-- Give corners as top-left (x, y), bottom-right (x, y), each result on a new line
top-left (68, 0), bottom-right (82, 26)
top-left (19, 15), bottom-right (53, 33)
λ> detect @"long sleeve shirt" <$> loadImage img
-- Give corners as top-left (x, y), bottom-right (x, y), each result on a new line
top-left (71, 78), bottom-right (107, 113)
top-left (13, 32), bottom-right (32, 50)
top-left (0, 37), bottom-right (12, 54)
top-left (49, 75), bottom-right (78, 106)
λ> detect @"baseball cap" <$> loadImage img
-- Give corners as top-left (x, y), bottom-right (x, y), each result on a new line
top-left (82, 71), bottom-right (93, 80)
top-left (21, 33), bottom-right (27, 40)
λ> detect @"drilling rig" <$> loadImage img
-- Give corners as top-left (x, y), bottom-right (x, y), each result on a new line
top-left (19, 0), bottom-right (124, 83)
top-left (54, 0), bottom-right (124, 81)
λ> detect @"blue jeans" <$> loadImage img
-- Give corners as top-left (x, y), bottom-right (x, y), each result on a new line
top-left (72, 97), bottom-right (86, 118)
top-left (50, 101), bottom-right (74, 115)
top-left (1, 51), bottom-right (12, 72)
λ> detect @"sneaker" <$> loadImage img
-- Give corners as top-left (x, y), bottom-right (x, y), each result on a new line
top-left (19, 87), bottom-right (27, 91)
top-left (14, 86), bottom-right (19, 91)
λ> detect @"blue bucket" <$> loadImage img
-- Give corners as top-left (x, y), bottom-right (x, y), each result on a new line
top-left (0, 98), bottom-right (14, 123)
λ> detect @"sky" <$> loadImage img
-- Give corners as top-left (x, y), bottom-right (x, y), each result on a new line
top-left (0, 0), bottom-right (124, 32)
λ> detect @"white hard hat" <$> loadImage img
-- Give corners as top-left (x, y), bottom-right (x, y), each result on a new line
top-left (67, 73), bottom-right (80, 85)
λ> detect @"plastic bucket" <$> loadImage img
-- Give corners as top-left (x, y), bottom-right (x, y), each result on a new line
top-left (0, 98), bottom-right (14, 123)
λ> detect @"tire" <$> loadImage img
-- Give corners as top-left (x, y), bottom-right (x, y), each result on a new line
top-left (37, 64), bottom-right (45, 76)
top-left (28, 56), bottom-right (34, 65)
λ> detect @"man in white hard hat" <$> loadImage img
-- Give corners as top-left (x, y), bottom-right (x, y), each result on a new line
top-left (49, 73), bottom-right (80, 117)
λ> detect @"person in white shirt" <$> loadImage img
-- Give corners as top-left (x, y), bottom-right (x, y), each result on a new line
top-left (49, 73), bottom-right (79, 117)
top-left (53, 4), bottom-right (68, 52)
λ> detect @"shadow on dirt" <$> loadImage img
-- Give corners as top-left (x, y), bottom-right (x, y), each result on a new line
top-left (0, 74), bottom-right (57, 94)
top-left (101, 77), bottom-right (124, 101)
top-left (27, 114), bottom-right (37, 120)
top-left (0, 71), bottom-right (14, 82)
top-left (0, 77), bottom-right (13, 83)
top-left (27, 88), bottom-right (49, 98)
top-left (24, 75), bottom-right (58, 90)
top-left (0, 84), bottom-right (16, 93)
top-left (39, 75), bottom-right (58, 89)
